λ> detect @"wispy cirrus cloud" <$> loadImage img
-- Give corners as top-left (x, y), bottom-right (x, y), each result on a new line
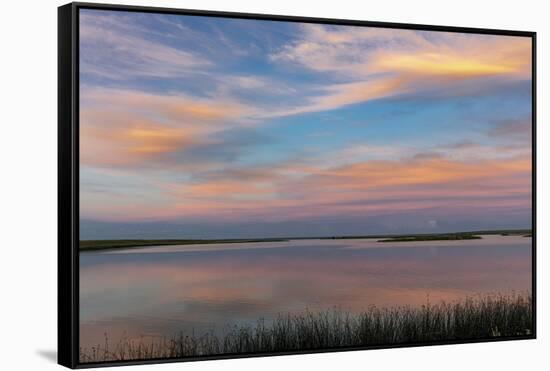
top-left (80, 12), bottom-right (210, 80)
top-left (81, 87), bottom-right (253, 126)
top-left (80, 10), bottom-right (296, 99)
top-left (272, 24), bottom-right (531, 79)
top-left (268, 24), bottom-right (531, 116)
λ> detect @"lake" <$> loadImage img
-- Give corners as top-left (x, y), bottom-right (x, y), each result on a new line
top-left (79, 235), bottom-right (532, 350)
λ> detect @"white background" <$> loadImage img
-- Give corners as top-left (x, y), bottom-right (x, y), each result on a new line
top-left (0, 0), bottom-right (547, 370)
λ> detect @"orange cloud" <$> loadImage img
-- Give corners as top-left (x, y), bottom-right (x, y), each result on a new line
top-left (79, 87), bottom-right (258, 167)
top-left (378, 52), bottom-right (513, 78)
top-left (269, 27), bottom-right (532, 115)
top-left (165, 181), bottom-right (276, 200)
top-left (371, 32), bottom-right (530, 77)
top-left (80, 114), bottom-right (193, 167)
top-left (314, 157), bottom-right (531, 189)
top-left (276, 24), bottom-right (532, 79)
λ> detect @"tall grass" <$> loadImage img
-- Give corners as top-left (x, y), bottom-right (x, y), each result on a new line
top-left (80, 293), bottom-right (532, 363)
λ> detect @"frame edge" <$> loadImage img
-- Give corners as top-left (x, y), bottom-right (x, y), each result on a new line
top-left (58, 2), bottom-right (78, 369)
top-left (71, 1), bottom-right (536, 36)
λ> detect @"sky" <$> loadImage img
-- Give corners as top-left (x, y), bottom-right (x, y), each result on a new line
top-left (79, 9), bottom-right (533, 239)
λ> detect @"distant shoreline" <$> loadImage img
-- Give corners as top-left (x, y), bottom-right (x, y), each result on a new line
top-left (79, 229), bottom-right (532, 251)
top-left (377, 233), bottom-right (482, 242)
top-left (79, 238), bottom-right (290, 251)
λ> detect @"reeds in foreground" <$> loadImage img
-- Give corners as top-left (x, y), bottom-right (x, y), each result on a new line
top-left (80, 293), bottom-right (533, 363)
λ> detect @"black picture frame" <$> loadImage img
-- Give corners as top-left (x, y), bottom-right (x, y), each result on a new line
top-left (58, 2), bottom-right (537, 368)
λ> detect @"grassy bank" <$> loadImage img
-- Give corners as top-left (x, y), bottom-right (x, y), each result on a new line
top-left (80, 238), bottom-right (289, 251)
top-left (80, 293), bottom-right (532, 363)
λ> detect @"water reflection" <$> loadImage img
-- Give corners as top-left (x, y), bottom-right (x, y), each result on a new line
top-left (80, 235), bottom-right (531, 349)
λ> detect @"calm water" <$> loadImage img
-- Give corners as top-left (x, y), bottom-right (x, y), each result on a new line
top-left (80, 235), bottom-right (532, 349)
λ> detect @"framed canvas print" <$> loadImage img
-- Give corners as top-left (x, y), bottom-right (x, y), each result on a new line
top-left (58, 2), bottom-right (536, 368)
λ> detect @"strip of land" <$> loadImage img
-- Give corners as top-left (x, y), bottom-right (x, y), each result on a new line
top-left (80, 229), bottom-right (532, 251)
top-left (318, 229), bottom-right (532, 240)
top-left (80, 238), bottom-right (289, 251)
top-left (377, 233), bottom-right (482, 243)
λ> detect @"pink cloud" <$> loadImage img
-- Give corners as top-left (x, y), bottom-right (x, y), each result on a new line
top-left (83, 153), bottom-right (531, 223)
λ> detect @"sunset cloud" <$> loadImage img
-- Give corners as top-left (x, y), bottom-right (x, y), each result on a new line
top-left (82, 88), bottom-right (252, 126)
top-left (272, 24), bottom-right (531, 79)
top-left (83, 151), bottom-right (531, 224)
top-left (80, 119), bottom-right (192, 167)
top-left (269, 25), bottom-right (531, 115)
top-left (80, 87), bottom-right (260, 167)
